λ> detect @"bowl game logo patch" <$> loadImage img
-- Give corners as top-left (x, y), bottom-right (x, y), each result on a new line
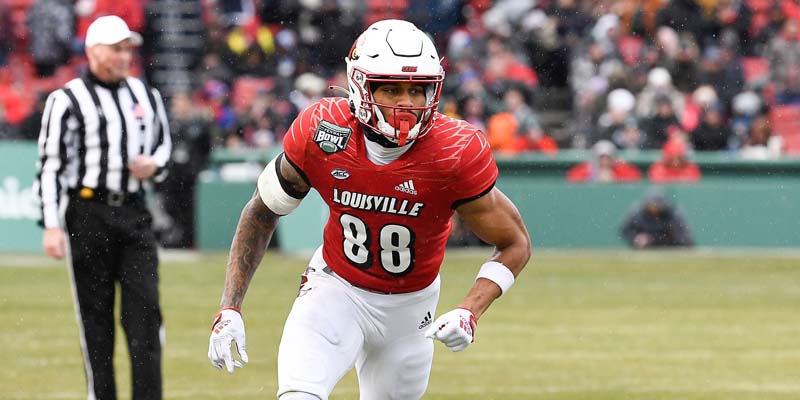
top-left (314, 120), bottom-right (352, 154)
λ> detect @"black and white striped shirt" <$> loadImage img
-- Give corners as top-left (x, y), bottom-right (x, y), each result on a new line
top-left (35, 72), bottom-right (172, 229)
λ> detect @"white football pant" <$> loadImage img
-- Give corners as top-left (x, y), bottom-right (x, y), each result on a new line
top-left (277, 247), bottom-right (440, 400)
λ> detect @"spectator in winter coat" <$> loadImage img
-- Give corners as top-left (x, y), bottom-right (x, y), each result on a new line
top-left (26, 0), bottom-right (74, 76)
top-left (648, 137), bottom-right (702, 183)
top-left (765, 19), bottom-right (800, 104)
top-left (636, 67), bottom-right (685, 121)
top-left (620, 188), bottom-right (695, 249)
top-left (641, 94), bottom-right (681, 149)
top-left (566, 140), bottom-right (642, 183)
top-left (691, 104), bottom-right (733, 151)
top-left (594, 88), bottom-right (641, 147)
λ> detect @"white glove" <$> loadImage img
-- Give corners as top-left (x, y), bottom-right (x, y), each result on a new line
top-left (208, 308), bottom-right (249, 373)
top-left (424, 308), bottom-right (477, 352)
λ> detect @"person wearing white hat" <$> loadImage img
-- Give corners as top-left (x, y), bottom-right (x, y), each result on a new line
top-left (84, 15), bottom-right (143, 84)
top-left (35, 15), bottom-right (170, 400)
top-left (635, 67), bottom-right (685, 120)
top-left (565, 140), bottom-right (643, 183)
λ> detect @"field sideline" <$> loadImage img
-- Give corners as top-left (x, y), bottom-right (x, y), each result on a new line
top-left (2, 249), bottom-right (800, 399)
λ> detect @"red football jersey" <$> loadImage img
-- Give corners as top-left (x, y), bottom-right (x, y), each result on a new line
top-left (283, 98), bottom-right (498, 293)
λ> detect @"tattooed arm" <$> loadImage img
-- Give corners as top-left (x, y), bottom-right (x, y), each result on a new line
top-left (209, 156), bottom-right (311, 373)
top-left (219, 156), bottom-right (310, 309)
top-left (219, 192), bottom-right (278, 309)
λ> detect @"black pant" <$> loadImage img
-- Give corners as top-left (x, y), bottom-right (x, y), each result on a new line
top-left (65, 196), bottom-right (162, 400)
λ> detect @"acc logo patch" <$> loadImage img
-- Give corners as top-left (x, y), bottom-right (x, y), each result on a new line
top-left (314, 120), bottom-right (352, 154)
top-left (331, 168), bottom-right (350, 180)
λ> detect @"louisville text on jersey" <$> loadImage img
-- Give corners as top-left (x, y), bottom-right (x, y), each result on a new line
top-left (332, 188), bottom-right (424, 217)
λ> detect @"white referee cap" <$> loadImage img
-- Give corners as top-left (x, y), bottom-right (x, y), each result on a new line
top-left (85, 16), bottom-right (143, 47)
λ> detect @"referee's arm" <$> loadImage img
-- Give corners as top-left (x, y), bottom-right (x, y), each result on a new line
top-left (147, 87), bottom-right (172, 182)
top-left (35, 90), bottom-right (73, 258)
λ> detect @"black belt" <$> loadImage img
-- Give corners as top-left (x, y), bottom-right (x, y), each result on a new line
top-left (68, 187), bottom-right (144, 207)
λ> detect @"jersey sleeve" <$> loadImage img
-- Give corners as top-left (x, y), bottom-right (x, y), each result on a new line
top-left (282, 101), bottom-right (322, 176)
top-left (448, 131), bottom-right (499, 208)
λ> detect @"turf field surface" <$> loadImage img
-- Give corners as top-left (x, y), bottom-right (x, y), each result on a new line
top-left (2, 249), bottom-right (800, 399)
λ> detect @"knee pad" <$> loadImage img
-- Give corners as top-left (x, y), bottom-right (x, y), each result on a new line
top-left (279, 391), bottom-right (321, 400)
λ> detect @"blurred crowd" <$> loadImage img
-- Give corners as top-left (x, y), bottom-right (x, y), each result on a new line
top-left (2, 0), bottom-right (799, 161)
top-left (6, 0), bottom-right (798, 249)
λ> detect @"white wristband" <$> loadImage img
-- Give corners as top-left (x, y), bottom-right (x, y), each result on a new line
top-left (476, 261), bottom-right (515, 295)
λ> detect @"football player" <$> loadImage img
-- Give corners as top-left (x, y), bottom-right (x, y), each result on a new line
top-left (209, 19), bottom-right (531, 400)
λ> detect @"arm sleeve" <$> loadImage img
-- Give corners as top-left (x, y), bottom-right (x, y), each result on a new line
top-left (35, 90), bottom-right (72, 229)
top-left (448, 132), bottom-right (499, 209)
top-left (149, 87), bottom-right (172, 183)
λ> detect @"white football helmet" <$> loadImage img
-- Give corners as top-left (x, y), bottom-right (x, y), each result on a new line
top-left (346, 19), bottom-right (445, 145)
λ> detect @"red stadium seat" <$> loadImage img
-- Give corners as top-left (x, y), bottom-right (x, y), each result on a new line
top-left (746, 0), bottom-right (772, 12)
top-left (617, 35), bottom-right (643, 67)
top-left (741, 57), bottom-right (769, 86)
top-left (782, 135), bottom-right (800, 154)
top-left (8, 0), bottom-right (35, 9)
top-left (744, 0), bottom-right (772, 37)
top-left (231, 77), bottom-right (275, 115)
top-left (750, 13), bottom-right (769, 37)
top-left (0, 82), bottom-right (34, 125)
top-left (769, 104), bottom-right (800, 154)
top-left (30, 65), bottom-right (73, 94)
top-left (0, 67), bottom-right (10, 86)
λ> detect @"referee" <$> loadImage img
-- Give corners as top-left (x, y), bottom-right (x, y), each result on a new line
top-left (34, 16), bottom-right (171, 400)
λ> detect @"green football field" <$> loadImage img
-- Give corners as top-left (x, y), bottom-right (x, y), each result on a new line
top-left (2, 249), bottom-right (800, 399)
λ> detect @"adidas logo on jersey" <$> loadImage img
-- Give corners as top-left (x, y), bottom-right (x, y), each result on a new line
top-left (395, 180), bottom-right (418, 195)
top-left (418, 311), bottom-right (432, 329)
